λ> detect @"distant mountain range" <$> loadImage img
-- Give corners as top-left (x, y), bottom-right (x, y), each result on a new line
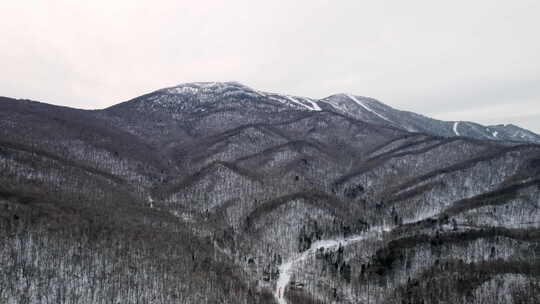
top-left (1, 82), bottom-right (539, 304)
top-left (113, 81), bottom-right (540, 143)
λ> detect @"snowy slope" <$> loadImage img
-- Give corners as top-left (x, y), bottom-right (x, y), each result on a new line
top-left (123, 82), bottom-right (540, 144)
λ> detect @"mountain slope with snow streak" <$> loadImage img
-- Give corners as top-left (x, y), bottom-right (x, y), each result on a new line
top-left (109, 81), bottom-right (540, 143)
top-left (275, 225), bottom-right (391, 304)
top-left (453, 122), bottom-right (461, 136)
top-left (1, 82), bottom-right (540, 304)
top-left (346, 94), bottom-right (393, 123)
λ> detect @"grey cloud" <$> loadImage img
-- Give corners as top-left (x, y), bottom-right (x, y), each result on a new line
top-left (0, 0), bottom-right (539, 132)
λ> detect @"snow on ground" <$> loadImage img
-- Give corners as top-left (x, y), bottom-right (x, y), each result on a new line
top-left (164, 82), bottom-right (261, 97)
top-left (346, 94), bottom-right (392, 123)
top-left (453, 122), bottom-right (461, 136)
top-left (274, 225), bottom-right (391, 304)
top-left (265, 95), bottom-right (322, 111)
top-left (255, 90), bottom-right (267, 97)
top-left (322, 99), bottom-right (346, 113)
top-left (304, 98), bottom-right (322, 111)
top-left (285, 96), bottom-right (316, 111)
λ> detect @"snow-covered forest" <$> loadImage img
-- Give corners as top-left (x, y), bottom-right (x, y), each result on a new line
top-left (1, 82), bottom-right (539, 303)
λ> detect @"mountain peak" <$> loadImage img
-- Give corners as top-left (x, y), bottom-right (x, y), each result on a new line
top-left (110, 82), bottom-right (540, 144)
top-left (161, 81), bottom-right (258, 95)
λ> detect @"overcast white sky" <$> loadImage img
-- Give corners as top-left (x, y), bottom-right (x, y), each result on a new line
top-left (1, 0), bottom-right (539, 132)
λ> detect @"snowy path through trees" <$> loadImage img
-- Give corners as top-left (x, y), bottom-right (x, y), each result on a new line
top-left (274, 225), bottom-right (391, 304)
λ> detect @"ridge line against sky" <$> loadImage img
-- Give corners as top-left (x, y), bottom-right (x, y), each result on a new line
top-left (1, 0), bottom-right (539, 132)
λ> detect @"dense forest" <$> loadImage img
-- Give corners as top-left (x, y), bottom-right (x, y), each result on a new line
top-left (1, 82), bottom-right (539, 303)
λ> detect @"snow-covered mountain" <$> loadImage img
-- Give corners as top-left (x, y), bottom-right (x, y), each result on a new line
top-left (115, 81), bottom-right (540, 144)
top-left (1, 83), bottom-right (540, 304)
top-left (322, 93), bottom-right (540, 142)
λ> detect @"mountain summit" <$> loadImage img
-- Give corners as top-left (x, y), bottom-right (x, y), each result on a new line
top-left (108, 82), bottom-right (540, 144)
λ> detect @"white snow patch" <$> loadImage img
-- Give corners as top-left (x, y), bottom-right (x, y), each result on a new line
top-left (453, 122), bottom-right (461, 136)
top-left (346, 94), bottom-right (392, 123)
top-left (279, 96), bottom-right (322, 111)
top-left (172, 210), bottom-right (195, 222)
top-left (255, 90), bottom-right (267, 97)
top-left (284, 96), bottom-right (315, 111)
top-left (304, 98), bottom-right (322, 111)
top-left (164, 82), bottom-right (261, 97)
top-left (493, 131), bottom-right (498, 138)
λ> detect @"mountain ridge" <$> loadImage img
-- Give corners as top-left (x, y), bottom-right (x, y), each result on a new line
top-left (103, 81), bottom-right (540, 144)
top-left (3, 81), bottom-right (539, 144)
top-left (1, 83), bottom-right (540, 303)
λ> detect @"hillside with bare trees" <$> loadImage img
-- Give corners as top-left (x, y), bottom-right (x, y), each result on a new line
top-left (1, 82), bottom-right (539, 303)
